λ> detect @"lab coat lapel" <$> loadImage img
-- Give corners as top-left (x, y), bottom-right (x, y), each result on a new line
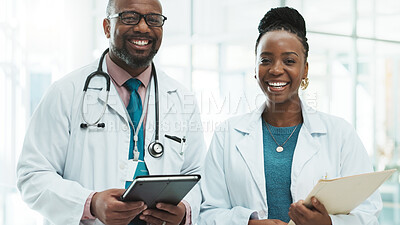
top-left (144, 71), bottom-right (175, 161)
top-left (235, 104), bottom-right (267, 201)
top-left (97, 59), bottom-right (127, 120)
top-left (158, 74), bottom-right (175, 122)
top-left (291, 101), bottom-right (326, 199)
top-left (98, 82), bottom-right (127, 120)
top-left (145, 77), bottom-right (156, 146)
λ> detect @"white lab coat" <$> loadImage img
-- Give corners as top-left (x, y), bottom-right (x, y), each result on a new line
top-left (17, 59), bottom-right (207, 225)
top-left (199, 101), bottom-right (382, 225)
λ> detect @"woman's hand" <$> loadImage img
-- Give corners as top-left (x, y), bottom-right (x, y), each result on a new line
top-left (288, 197), bottom-right (332, 225)
top-left (248, 219), bottom-right (288, 225)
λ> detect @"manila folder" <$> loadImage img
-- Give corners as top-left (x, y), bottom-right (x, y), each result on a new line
top-left (288, 169), bottom-right (396, 225)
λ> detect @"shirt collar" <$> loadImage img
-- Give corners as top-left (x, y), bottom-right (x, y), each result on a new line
top-left (105, 53), bottom-right (152, 88)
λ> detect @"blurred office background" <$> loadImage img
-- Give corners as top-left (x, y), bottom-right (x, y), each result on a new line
top-left (1, 0), bottom-right (400, 224)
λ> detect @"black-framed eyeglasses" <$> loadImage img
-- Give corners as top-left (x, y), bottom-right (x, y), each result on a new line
top-left (108, 11), bottom-right (167, 27)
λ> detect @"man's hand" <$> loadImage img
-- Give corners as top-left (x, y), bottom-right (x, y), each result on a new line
top-left (288, 197), bottom-right (332, 225)
top-left (91, 189), bottom-right (147, 225)
top-left (139, 201), bottom-right (186, 225)
top-left (248, 219), bottom-right (287, 225)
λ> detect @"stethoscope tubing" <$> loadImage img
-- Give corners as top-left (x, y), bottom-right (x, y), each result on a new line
top-left (153, 65), bottom-right (160, 142)
top-left (83, 48), bottom-right (111, 92)
top-left (80, 49), bottom-right (110, 128)
top-left (80, 48), bottom-right (163, 159)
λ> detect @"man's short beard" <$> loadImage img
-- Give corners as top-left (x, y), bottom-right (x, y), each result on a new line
top-left (111, 44), bottom-right (158, 68)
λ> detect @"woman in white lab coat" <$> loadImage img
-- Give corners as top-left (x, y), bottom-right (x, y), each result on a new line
top-left (199, 7), bottom-right (381, 225)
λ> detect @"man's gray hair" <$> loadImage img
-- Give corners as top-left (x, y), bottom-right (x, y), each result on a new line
top-left (106, 0), bottom-right (115, 16)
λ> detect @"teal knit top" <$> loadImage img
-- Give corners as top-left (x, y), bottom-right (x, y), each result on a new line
top-left (262, 120), bottom-right (302, 222)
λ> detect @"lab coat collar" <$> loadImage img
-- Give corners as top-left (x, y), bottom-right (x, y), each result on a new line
top-left (234, 99), bottom-right (327, 135)
top-left (233, 99), bottom-right (327, 202)
top-left (97, 58), bottom-right (177, 126)
top-left (299, 100), bottom-right (327, 134)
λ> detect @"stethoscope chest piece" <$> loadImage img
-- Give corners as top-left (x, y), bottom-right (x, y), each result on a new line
top-left (148, 141), bottom-right (164, 158)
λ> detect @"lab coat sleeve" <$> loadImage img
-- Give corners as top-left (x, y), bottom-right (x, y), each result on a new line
top-left (180, 102), bottom-right (207, 223)
top-left (16, 81), bottom-right (92, 225)
top-left (199, 123), bottom-right (255, 225)
top-left (330, 123), bottom-right (382, 225)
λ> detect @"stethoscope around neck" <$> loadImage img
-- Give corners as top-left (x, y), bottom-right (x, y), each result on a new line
top-left (80, 48), bottom-right (164, 159)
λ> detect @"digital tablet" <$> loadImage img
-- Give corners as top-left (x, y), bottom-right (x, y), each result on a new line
top-left (120, 174), bottom-right (201, 208)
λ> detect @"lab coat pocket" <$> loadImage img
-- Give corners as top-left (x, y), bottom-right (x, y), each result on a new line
top-left (162, 134), bottom-right (185, 158)
top-left (156, 135), bottom-right (185, 173)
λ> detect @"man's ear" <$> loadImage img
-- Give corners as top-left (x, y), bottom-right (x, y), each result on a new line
top-left (103, 18), bottom-right (111, 38)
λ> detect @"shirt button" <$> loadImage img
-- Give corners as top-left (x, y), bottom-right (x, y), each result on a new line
top-left (119, 163), bottom-right (126, 170)
top-left (258, 210), bottom-right (266, 218)
top-left (122, 125), bottom-right (128, 131)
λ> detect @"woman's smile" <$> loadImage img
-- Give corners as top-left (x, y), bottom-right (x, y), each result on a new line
top-left (267, 80), bottom-right (290, 92)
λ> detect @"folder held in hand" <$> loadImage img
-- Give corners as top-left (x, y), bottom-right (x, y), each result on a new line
top-left (288, 169), bottom-right (396, 225)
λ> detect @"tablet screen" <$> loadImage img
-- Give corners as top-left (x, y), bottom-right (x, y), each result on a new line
top-left (120, 174), bottom-right (201, 208)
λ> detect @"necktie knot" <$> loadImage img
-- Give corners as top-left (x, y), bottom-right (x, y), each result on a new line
top-left (125, 78), bottom-right (141, 92)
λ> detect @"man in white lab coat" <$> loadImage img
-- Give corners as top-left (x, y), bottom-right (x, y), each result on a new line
top-left (17, 0), bottom-right (206, 224)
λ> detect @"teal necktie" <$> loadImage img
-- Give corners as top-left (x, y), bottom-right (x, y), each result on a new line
top-left (125, 79), bottom-right (149, 225)
top-left (124, 78), bottom-right (149, 189)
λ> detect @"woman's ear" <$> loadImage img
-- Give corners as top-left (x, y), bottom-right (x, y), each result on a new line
top-left (303, 62), bottom-right (309, 79)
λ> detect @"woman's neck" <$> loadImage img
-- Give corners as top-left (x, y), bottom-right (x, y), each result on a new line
top-left (263, 98), bottom-right (303, 127)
